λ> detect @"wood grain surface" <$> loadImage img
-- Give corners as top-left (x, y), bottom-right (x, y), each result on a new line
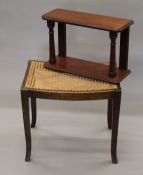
top-left (42, 9), bottom-right (133, 32)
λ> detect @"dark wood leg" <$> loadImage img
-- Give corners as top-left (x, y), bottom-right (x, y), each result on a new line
top-left (107, 98), bottom-right (113, 130)
top-left (111, 91), bottom-right (121, 164)
top-left (31, 97), bottom-right (37, 128)
top-left (108, 32), bottom-right (118, 78)
top-left (21, 91), bottom-right (31, 162)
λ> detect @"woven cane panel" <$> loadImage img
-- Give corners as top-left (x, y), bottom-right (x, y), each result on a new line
top-left (25, 61), bottom-right (118, 92)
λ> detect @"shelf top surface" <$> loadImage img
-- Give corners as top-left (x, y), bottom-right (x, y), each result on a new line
top-left (42, 9), bottom-right (134, 32)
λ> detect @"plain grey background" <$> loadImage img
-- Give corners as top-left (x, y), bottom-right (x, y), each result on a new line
top-left (0, 0), bottom-right (143, 174)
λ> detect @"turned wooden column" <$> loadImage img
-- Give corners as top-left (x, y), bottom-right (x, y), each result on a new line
top-left (109, 32), bottom-right (118, 78)
top-left (47, 21), bottom-right (56, 64)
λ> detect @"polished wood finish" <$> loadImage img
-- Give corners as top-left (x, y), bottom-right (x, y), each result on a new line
top-left (21, 60), bottom-right (122, 163)
top-left (21, 8), bottom-right (133, 163)
top-left (42, 9), bottom-right (133, 32)
top-left (47, 21), bottom-right (56, 64)
top-left (111, 91), bottom-right (121, 164)
top-left (31, 97), bottom-right (37, 128)
top-left (44, 56), bottom-right (131, 84)
top-left (109, 32), bottom-right (118, 77)
top-left (42, 9), bottom-right (133, 82)
top-left (58, 22), bottom-right (66, 56)
top-left (119, 28), bottom-right (130, 70)
top-left (108, 98), bottom-right (113, 130)
top-left (21, 91), bottom-right (31, 162)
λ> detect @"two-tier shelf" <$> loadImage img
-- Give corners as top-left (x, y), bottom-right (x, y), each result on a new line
top-left (42, 9), bottom-right (134, 84)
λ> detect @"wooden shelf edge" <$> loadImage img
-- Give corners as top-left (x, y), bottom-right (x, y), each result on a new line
top-left (44, 56), bottom-right (131, 84)
top-left (42, 9), bottom-right (134, 32)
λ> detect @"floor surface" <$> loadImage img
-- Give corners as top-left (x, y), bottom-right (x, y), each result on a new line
top-left (0, 100), bottom-right (143, 175)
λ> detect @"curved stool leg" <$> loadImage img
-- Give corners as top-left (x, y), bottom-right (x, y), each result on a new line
top-left (107, 98), bottom-right (113, 129)
top-left (31, 97), bottom-right (37, 128)
top-left (21, 91), bottom-right (31, 162)
top-left (111, 91), bottom-right (121, 164)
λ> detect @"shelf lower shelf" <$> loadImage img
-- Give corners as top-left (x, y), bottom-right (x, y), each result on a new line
top-left (44, 56), bottom-right (131, 84)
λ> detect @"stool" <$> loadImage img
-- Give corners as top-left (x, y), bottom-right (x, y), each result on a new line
top-left (21, 60), bottom-right (121, 163)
